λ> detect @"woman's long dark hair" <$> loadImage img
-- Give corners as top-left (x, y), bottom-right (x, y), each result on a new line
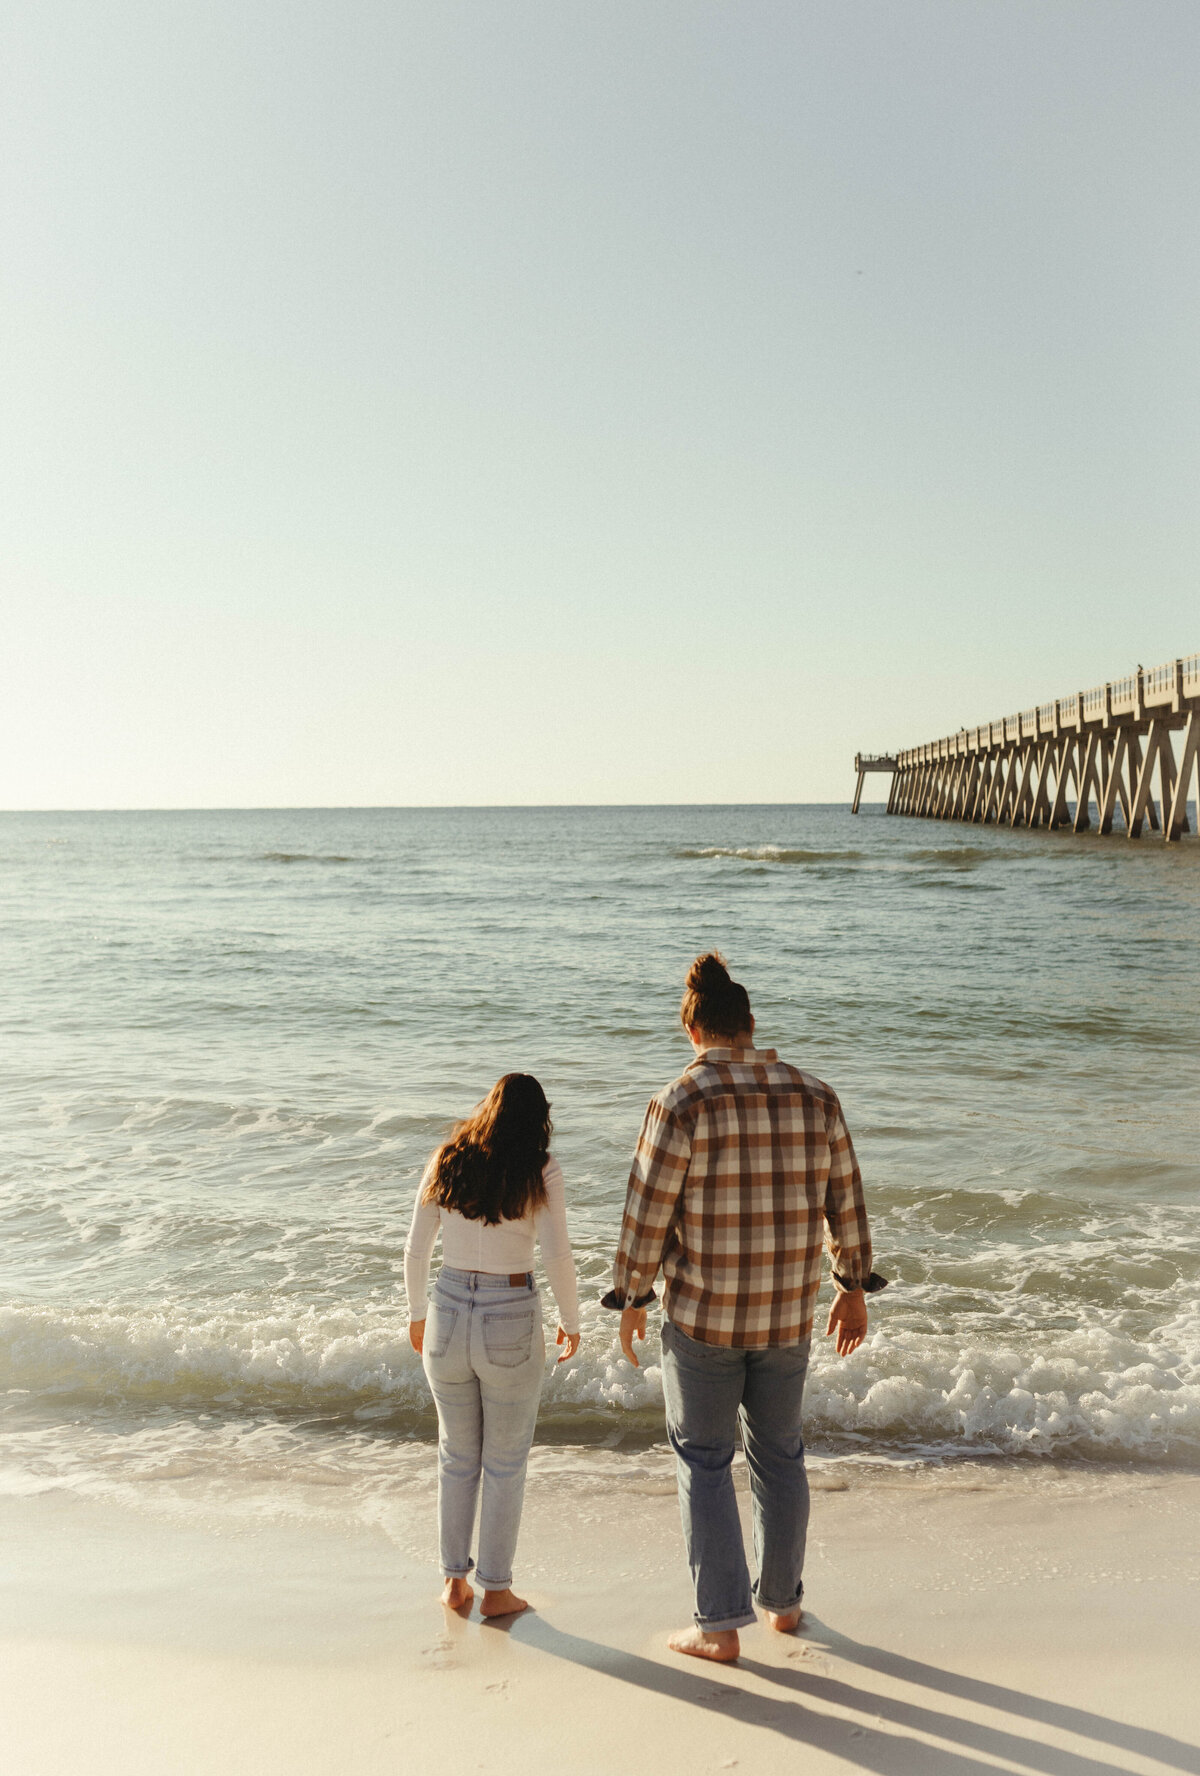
top-left (423, 1074), bottom-right (551, 1224)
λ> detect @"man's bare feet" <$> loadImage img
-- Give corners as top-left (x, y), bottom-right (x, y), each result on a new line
top-left (668, 1626), bottom-right (740, 1662)
top-left (764, 1607), bottom-right (802, 1633)
top-left (441, 1576), bottom-right (474, 1611)
top-left (480, 1587), bottom-right (528, 1618)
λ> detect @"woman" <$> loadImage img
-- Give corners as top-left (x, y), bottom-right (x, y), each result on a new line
top-left (405, 1073), bottom-right (581, 1619)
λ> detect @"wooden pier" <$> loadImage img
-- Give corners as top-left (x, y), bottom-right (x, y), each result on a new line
top-left (852, 754), bottom-right (898, 814)
top-left (853, 652), bottom-right (1200, 839)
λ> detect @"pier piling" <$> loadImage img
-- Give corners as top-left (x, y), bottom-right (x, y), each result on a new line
top-left (852, 754), bottom-right (899, 816)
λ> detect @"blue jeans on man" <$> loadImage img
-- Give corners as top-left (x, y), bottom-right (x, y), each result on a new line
top-left (660, 1320), bottom-right (811, 1631)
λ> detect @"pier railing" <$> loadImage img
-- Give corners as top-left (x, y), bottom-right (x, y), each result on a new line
top-left (853, 652), bottom-right (1199, 840)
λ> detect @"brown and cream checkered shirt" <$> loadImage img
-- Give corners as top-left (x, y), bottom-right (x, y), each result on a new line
top-left (612, 1045), bottom-right (872, 1347)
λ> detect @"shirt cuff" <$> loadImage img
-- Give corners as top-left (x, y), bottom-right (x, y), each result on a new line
top-left (599, 1287), bottom-right (658, 1311)
top-left (832, 1269), bottom-right (888, 1295)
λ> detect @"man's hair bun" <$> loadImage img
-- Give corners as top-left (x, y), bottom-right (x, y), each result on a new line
top-left (686, 952), bottom-right (733, 992)
top-left (680, 952), bottom-right (752, 1042)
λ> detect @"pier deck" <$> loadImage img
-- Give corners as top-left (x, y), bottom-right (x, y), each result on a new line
top-left (854, 652), bottom-right (1200, 839)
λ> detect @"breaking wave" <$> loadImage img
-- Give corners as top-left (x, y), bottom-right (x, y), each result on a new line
top-left (675, 846), bottom-right (866, 865)
top-left (3, 1301), bottom-right (1196, 1466)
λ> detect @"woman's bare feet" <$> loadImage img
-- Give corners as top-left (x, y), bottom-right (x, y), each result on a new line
top-left (764, 1607), bottom-right (802, 1633)
top-left (480, 1587), bottom-right (528, 1618)
top-left (441, 1577), bottom-right (474, 1611)
top-left (668, 1626), bottom-right (740, 1662)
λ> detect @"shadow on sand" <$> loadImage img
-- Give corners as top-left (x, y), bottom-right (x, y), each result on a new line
top-left (493, 1610), bottom-right (1199, 1776)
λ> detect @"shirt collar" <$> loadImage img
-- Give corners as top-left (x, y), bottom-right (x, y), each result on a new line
top-left (689, 1044), bottom-right (778, 1065)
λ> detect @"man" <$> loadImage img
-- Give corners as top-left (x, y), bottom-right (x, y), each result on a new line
top-left (606, 952), bottom-right (878, 1662)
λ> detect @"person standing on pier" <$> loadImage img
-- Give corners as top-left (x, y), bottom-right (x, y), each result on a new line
top-left (606, 953), bottom-right (879, 1663)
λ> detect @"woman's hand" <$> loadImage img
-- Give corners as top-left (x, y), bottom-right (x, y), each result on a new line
top-left (409, 1319), bottom-right (425, 1355)
top-left (555, 1325), bottom-right (581, 1364)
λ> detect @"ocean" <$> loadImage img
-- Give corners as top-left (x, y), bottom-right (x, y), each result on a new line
top-left (2, 806), bottom-right (1198, 1528)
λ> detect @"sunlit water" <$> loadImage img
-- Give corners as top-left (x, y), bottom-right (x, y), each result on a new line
top-left (2, 807), bottom-right (1197, 1522)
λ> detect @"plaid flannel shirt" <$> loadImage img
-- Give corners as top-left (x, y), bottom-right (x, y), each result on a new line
top-left (612, 1045), bottom-right (872, 1347)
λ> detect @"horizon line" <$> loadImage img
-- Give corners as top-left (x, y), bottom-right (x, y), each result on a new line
top-left (0, 799), bottom-right (887, 815)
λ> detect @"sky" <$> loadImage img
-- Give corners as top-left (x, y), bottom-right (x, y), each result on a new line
top-left (2, 1), bottom-right (1198, 807)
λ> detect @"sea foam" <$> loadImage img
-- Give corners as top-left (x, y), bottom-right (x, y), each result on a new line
top-left (3, 1301), bottom-right (1196, 1465)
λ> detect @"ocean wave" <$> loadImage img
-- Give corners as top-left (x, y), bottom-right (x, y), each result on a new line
top-left (259, 853), bottom-right (355, 864)
top-left (904, 848), bottom-right (993, 869)
top-left (0, 1304), bottom-right (420, 1410)
top-left (810, 1321), bottom-right (1200, 1461)
top-left (3, 1303), bottom-right (1196, 1465)
top-left (35, 1091), bottom-right (447, 1147)
top-left (913, 879), bottom-right (1002, 892)
top-left (675, 846), bottom-right (866, 865)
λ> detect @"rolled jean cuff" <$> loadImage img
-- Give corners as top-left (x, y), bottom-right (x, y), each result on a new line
top-left (476, 1569), bottom-right (512, 1590)
top-left (754, 1587), bottom-right (803, 1615)
top-left (443, 1558), bottom-right (475, 1579)
top-left (695, 1607), bottom-right (757, 1633)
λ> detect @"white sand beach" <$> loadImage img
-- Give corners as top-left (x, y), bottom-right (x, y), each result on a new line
top-left (3, 1458), bottom-right (1198, 1776)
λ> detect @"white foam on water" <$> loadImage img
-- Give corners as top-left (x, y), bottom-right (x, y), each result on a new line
top-left (0, 1303), bottom-right (420, 1409)
top-left (2, 1297), bottom-right (1197, 1471)
top-left (675, 846), bottom-right (867, 864)
top-left (806, 1315), bottom-right (1200, 1460)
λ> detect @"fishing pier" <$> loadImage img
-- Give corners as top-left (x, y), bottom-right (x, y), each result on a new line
top-left (853, 652), bottom-right (1200, 840)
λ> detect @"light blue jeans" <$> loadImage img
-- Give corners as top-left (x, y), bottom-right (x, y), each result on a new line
top-left (422, 1267), bottom-right (546, 1591)
top-left (660, 1319), bottom-right (812, 1632)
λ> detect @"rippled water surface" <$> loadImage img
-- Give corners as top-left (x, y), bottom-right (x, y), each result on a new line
top-left (2, 807), bottom-right (1198, 1515)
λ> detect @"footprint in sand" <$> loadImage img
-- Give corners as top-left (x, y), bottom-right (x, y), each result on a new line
top-left (786, 1645), bottom-right (830, 1674)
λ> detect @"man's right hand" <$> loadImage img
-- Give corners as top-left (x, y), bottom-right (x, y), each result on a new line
top-left (826, 1290), bottom-right (867, 1356)
top-left (620, 1306), bottom-right (647, 1367)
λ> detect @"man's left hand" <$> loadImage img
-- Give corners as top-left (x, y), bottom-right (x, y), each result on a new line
top-left (620, 1306), bottom-right (647, 1367)
top-left (826, 1290), bottom-right (867, 1357)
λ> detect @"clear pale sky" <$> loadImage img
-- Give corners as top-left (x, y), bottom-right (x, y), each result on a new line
top-left (3, 2), bottom-right (1197, 807)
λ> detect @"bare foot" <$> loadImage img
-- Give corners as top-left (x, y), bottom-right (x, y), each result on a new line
top-left (441, 1577), bottom-right (474, 1612)
top-left (668, 1626), bottom-right (740, 1662)
top-left (764, 1607), bottom-right (803, 1633)
top-left (480, 1587), bottom-right (528, 1618)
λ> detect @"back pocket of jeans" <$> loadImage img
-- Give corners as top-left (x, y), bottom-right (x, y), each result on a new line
top-left (482, 1309), bottom-right (536, 1368)
top-left (427, 1301), bottom-right (458, 1360)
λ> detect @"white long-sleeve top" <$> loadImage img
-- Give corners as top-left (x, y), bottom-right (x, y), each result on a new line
top-left (403, 1155), bottom-right (580, 1335)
